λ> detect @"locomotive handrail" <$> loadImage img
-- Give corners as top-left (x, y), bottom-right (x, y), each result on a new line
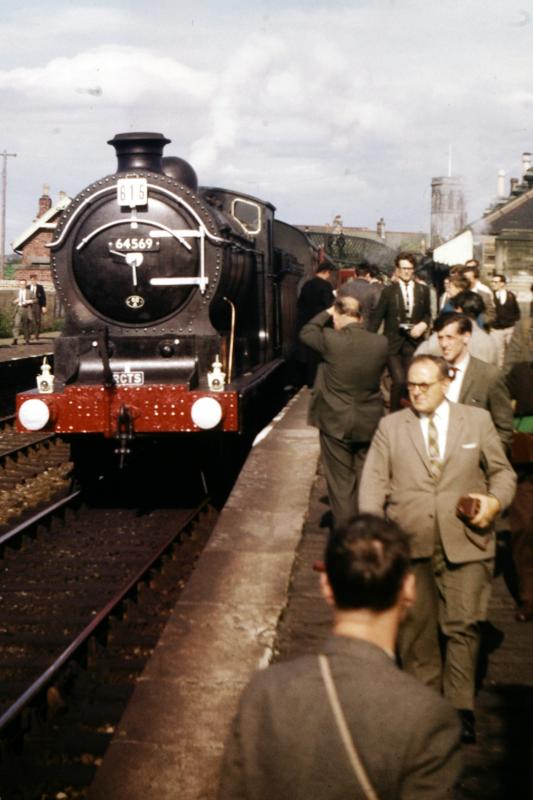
top-left (75, 218), bottom-right (194, 252)
top-left (48, 182), bottom-right (232, 250)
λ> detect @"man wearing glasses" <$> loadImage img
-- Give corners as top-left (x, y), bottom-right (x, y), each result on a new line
top-left (360, 355), bottom-right (516, 744)
top-left (369, 253), bottom-right (431, 410)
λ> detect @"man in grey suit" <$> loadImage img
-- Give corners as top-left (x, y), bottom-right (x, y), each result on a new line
top-left (218, 515), bottom-right (462, 800)
top-left (359, 355), bottom-right (516, 743)
top-left (433, 312), bottom-right (514, 450)
top-left (300, 295), bottom-right (388, 527)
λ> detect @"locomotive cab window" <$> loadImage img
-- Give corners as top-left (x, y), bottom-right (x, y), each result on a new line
top-left (231, 199), bottom-right (262, 235)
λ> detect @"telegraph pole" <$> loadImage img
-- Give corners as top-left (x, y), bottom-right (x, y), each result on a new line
top-left (0, 150), bottom-right (17, 279)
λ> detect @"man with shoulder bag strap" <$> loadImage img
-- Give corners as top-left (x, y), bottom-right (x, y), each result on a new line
top-left (218, 515), bottom-right (461, 800)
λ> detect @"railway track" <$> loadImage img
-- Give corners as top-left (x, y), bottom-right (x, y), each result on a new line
top-left (0, 416), bottom-right (73, 533)
top-left (0, 491), bottom-right (217, 800)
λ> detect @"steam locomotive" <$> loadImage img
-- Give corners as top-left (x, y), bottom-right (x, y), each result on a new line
top-left (15, 132), bottom-right (315, 478)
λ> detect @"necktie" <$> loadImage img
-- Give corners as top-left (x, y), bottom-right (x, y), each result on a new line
top-left (427, 414), bottom-right (442, 481)
top-left (403, 284), bottom-right (411, 317)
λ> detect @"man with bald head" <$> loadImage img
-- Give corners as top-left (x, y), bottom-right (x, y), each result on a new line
top-left (360, 355), bottom-right (516, 743)
top-left (300, 295), bottom-right (388, 527)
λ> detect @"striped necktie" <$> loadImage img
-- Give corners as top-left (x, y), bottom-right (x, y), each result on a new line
top-left (427, 414), bottom-right (442, 481)
top-left (403, 283), bottom-right (412, 317)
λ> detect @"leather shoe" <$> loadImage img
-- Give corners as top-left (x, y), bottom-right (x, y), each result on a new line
top-left (458, 709), bottom-right (476, 744)
top-left (515, 602), bottom-right (533, 622)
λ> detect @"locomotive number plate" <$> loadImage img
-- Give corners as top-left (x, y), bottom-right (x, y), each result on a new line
top-left (117, 177), bottom-right (148, 208)
top-left (109, 237), bottom-right (160, 251)
top-left (112, 371), bottom-right (145, 386)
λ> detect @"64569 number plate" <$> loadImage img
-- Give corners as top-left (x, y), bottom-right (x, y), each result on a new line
top-left (109, 237), bottom-right (159, 251)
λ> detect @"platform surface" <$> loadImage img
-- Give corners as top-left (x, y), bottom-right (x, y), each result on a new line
top-left (89, 389), bottom-right (320, 800)
top-left (90, 387), bottom-right (533, 800)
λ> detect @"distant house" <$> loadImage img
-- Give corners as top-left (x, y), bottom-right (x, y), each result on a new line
top-left (11, 185), bottom-right (71, 281)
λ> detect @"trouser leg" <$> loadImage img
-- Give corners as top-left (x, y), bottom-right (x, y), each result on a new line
top-left (433, 537), bottom-right (493, 710)
top-left (319, 432), bottom-right (367, 528)
top-left (21, 310), bottom-right (30, 343)
top-left (388, 343), bottom-right (415, 411)
top-left (509, 476), bottom-right (533, 604)
top-left (32, 306), bottom-right (41, 337)
top-left (12, 309), bottom-right (21, 340)
top-left (397, 558), bottom-right (442, 692)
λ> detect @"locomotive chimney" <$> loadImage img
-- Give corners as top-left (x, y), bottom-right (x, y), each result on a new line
top-left (108, 132), bottom-right (171, 173)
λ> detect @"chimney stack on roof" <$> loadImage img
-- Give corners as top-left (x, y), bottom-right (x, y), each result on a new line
top-left (497, 169), bottom-right (506, 197)
top-left (376, 217), bottom-right (386, 239)
top-left (510, 177), bottom-right (520, 193)
top-left (522, 152), bottom-right (532, 176)
top-left (38, 184), bottom-right (52, 218)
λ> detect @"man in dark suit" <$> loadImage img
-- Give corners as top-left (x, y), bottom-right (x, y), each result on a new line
top-left (369, 252), bottom-right (432, 410)
top-left (338, 262), bottom-right (383, 329)
top-left (218, 515), bottom-right (462, 800)
top-left (295, 264), bottom-right (335, 386)
top-left (360, 355), bottom-right (516, 743)
top-left (490, 274), bottom-right (521, 368)
top-left (300, 295), bottom-right (388, 527)
top-left (433, 312), bottom-right (514, 450)
top-left (27, 273), bottom-right (47, 340)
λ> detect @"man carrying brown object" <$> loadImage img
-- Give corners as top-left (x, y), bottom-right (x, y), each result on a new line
top-left (359, 355), bottom-right (516, 744)
top-left (218, 515), bottom-right (462, 800)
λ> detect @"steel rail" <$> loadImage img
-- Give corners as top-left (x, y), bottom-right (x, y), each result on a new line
top-left (0, 495), bottom-right (210, 738)
top-left (0, 490), bottom-right (82, 553)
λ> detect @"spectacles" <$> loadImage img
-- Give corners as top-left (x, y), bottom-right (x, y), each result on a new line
top-left (398, 266), bottom-right (414, 271)
top-left (407, 380), bottom-right (442, 393)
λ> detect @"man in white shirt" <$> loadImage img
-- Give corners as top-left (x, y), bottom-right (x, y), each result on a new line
top-left (489, 274), bottom-right (521, 368)
top-left (463, 259), bottom-right (496, 327)
top-left (11, 279), bottom-right (31, 345)
top-left (360, 355), bottom-right (516, 744)
top-left (27, 272), bottom-right (47, 340)
top-left (433, 313), bottom-right (514, 450)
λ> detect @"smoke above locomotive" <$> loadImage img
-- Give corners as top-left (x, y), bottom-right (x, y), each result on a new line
top-left (16, 132), bottom-right (315, 446)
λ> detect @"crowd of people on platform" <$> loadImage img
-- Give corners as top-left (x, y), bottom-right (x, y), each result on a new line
top-left (219, 251), bottom-right (533, 799)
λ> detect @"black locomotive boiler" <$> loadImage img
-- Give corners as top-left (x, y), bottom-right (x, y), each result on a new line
top-left (15, 132), bottom-right (315, 480)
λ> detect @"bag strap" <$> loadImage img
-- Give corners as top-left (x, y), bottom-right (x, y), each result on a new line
top-left (318, 654), bottom-right (379, 800)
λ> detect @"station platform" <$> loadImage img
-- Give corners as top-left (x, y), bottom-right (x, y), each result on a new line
top-left (0, 331), bottom-right (58, 361)
top-left (88, 389), bottom-right (533, 800)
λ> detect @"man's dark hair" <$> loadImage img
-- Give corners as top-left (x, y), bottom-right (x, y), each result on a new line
top-left (408, 354), bottom-right (452, 381)
top-left (325, 515), bottom-right (411, 611)
top-left (316, 264), bottom-right (332, 275)
top-left (464, 259), bottom-right (480, 278)
top-left (450, 290), bottom-right (485, 318)
top-left (492, 273), bottom-right (506, 284)
top-left (394, 252), bottom-right (417, 270)
top-left (433, 312), bottom-right (472, 335)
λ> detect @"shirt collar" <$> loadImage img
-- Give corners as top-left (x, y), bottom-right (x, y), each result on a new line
top-left (420, 398), bottom-right (449, 421)
top-left (452, 352), bottom-right (470, 374)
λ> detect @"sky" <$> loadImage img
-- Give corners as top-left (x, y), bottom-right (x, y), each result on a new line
top-left (2, 0), bottom-right (533, 251)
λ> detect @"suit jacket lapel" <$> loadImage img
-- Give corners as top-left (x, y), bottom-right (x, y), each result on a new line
top-left (458, 357), bottom-right (477, 403)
